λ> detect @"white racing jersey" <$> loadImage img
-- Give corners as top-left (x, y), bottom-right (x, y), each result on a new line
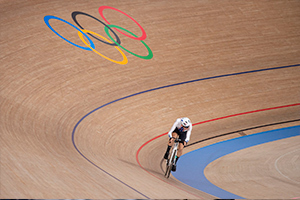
top-left (167, 118), bottom-right (192, 142)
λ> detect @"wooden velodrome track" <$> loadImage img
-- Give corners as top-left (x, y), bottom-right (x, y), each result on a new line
top-left (1, 0), bottom-right (300, 199)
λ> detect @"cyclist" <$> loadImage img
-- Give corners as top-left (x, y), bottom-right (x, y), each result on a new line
top-left (164, 117), bottom-right (192, 171)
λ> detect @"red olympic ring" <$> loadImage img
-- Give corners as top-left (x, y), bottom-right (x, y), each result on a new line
top-left (98, 6), bottom-right (147, 41)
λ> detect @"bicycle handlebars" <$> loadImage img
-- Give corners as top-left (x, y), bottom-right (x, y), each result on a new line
top-left (171, 137), bottom-right (181, 142)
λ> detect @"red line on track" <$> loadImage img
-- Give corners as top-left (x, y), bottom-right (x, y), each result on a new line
top-left (136, 103), bottom-right (300, 198)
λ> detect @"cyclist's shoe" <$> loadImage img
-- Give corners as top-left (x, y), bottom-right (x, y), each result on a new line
top-left (164, 152), bottom-right (169, 159)
top-left (171, 164), bottom-right (176, 172)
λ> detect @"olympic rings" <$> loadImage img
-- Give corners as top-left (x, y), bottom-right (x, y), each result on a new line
top-left (105, 25), bottom-right (153, 60)
top-left (72, 11), bottom-right (121, 46)
top-left (78, 30), bottom-right (128, 65)
top-left (98, 6), bottom-right (147, 41)
top-left (44, 6), bottom-right (152, 65)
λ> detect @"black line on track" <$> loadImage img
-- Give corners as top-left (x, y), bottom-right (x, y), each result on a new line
top-left (186, 119), bottom-right (300, 147)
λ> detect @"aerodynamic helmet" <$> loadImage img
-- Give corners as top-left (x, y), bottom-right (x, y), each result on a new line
top-left (181, 117), bottom-right (191, 128)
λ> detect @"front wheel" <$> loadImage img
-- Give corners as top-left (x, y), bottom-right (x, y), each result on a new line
top-left (165, 162), bottom-right (172, 178)
top-left (165, 150), bottom-right (176, 178)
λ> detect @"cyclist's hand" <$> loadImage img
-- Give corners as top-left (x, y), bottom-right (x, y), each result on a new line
top-left (184, 141), bottom-right (187, 146)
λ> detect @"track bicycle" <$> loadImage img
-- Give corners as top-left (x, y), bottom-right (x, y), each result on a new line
top-left (164, 137), bottom-right (181, 178)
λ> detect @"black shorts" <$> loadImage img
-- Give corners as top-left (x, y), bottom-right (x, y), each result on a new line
top-left (172, 127), bottom-right (187, 144)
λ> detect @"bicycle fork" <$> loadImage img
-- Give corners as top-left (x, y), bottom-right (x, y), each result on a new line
top-left (169, 144), bottom-right (178, 166)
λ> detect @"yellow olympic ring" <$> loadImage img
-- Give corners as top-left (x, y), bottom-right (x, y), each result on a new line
top-left (78, 30), bottom-right (128, 65)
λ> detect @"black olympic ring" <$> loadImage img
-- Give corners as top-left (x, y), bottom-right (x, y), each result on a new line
top-left (71, 11), bottom-right (121, 46)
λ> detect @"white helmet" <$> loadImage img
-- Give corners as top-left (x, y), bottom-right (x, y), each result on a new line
top-left (181, 117), bottom-right (191, 128)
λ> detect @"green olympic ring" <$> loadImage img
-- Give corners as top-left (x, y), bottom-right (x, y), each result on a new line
top-left (105, 25), bottom-right (153, 60)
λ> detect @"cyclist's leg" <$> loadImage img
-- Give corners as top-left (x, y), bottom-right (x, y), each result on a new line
top-left (175, 132), bottom-right (187, 163)
top-left (172, 142), bottom-right (184, 172)
top-left (177, 142), bottom-right (185, 157)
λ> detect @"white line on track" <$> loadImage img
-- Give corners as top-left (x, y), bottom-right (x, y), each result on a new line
top-left (274, 148), bottom-right (300, 184)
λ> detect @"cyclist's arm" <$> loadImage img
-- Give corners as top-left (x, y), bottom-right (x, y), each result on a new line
top-left (168, 118), bottom-right (181, 138)
top-left (185, 125), bottom-right (192, 143)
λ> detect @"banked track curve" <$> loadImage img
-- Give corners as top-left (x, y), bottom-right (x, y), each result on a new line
top-left (136, 104), bottom-right (300, 198)
top-left (72, 64), bottom-right (300, 198)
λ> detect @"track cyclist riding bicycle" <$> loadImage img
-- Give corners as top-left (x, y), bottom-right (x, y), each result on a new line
top-left (164, 117), bottom-right (192, 172)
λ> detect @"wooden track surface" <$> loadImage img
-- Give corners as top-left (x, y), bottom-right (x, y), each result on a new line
top-left (1, 0), bottom-right (299, 199)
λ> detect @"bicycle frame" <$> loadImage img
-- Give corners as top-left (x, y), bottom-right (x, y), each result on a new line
top-left (165, 137), bottom-right (180, 178)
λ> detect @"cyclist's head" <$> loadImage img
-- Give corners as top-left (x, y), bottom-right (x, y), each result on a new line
top-left (181, 117), bottom-right (191, 128)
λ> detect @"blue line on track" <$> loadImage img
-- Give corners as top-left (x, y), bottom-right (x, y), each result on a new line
top-left (173, 125), bottom-right (300, 199)
top-left (71, 64), bottom-right (300, 198)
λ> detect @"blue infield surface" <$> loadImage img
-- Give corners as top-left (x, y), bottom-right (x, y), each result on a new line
top-left (173, 125), bottom-right (300, 199)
